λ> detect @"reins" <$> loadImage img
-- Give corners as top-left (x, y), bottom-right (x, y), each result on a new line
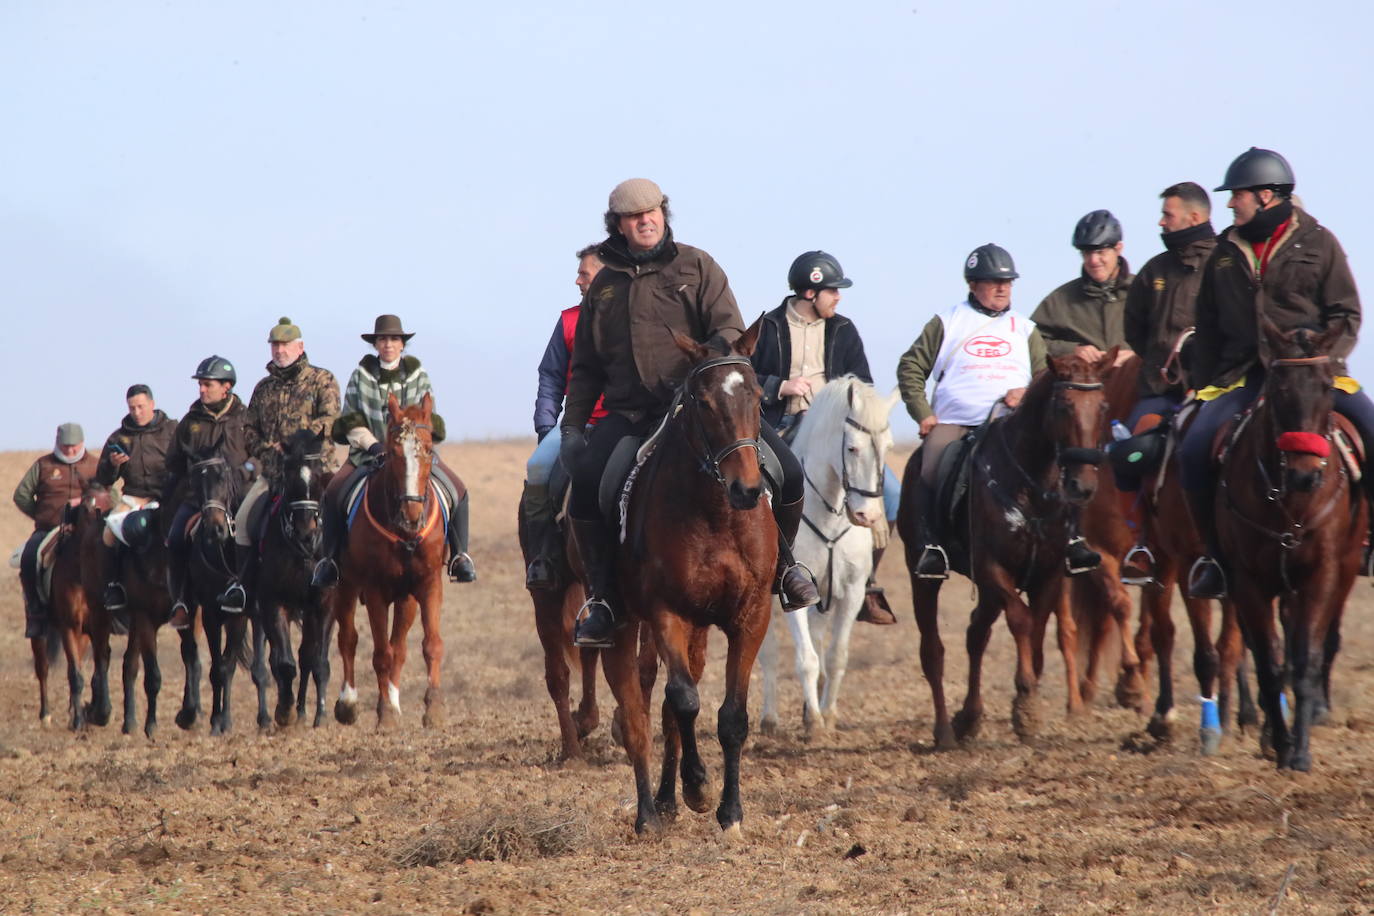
top-left (359, 422), bottom-right (441, 552)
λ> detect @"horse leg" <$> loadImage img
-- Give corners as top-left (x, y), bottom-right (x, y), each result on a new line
top-left (820, 573), bottom-right (865, 728)
top-left (1316, 615), bottom-right (1341, 727)
top-left (534, 588), bottom-right (581, 759)
top-left (86, 617), bottom-right (112, 728)
top-left (1232, 583), bottom-right (1288, 767)
top-left (205, 616), bottom-right (225, 735)
top-left (334, 582), bottom-right (360, 724)
top-left (654, 612), bottom-right (713, 816)
top-left (247, 616), bottom-right (270, 731)
top-left (1139, 570), bottom-right (1178, 741)
top-left (263, 603), bottom-right (297, 728)
top-left (757, 602), bottom-right (782, 736)
top-left (365, 593), bottom-right (401, 729)
top-left (62, 624), bottom-right (87, 731)
top-left (31, 632), bottom-right (53, 726)
top-left (1053, 587), bottom-right (1085, 717)
top-left (574, 647), bottom-right (600, 738)
top-left (1106, 577), bottom-right (1146, 714)
top-left (175, 611), bottom-right (201, 730)
top-left (913, 579), bottom-right (955, 749)
top-left (120, 620), bottom-right (142, 735)
top-left (295, 611), bottom-right (314, 722)
top-left (1013, 581), bottom-right (1061, 743)
top-left (956, 586), bottom-right (1011, 741)
top-left (418, 582), bottom-right (446, 729)
top-left (142, 620), bottom-right (162, 740)
top-left (785, 601), bottom-right (823, 736)
top-left (1287, 574), bottom-right (1347, 772)
top-left (601, 629), bottom-right (659, 834)
top-left (716, 602), bottom-right (767, 837)
top-left (1178, 591), bottom-right (1220, 753)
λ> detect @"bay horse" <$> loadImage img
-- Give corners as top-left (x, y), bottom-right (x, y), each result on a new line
top-left (35, 481), bottom-right (114, 730)
top-left (602, 319), bottom-right (775, 837)
top-left (334, 391), bottom-right (448, 729)
top-left (518, 491), bottom-right (604, 761)
top-left (1215, 323), bottom-right (1365, 771)
top-left (758, 377), bottom-right (898, 736)
top-left (254, 430), bottom-right (334, 728)
top-left (898, 350), bottom-right (1115, 748)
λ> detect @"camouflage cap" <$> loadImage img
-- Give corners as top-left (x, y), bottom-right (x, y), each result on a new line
top-left (608, 178), bottom-right (664, 215)
top-left (56, 422), bottom-right (84, 446)
top-left (268, 316), bottom-right (302, 343)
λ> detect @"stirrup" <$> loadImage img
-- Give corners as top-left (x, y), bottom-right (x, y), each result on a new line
top-left (1121, 544), bottom-right (1157, 586)
top-left (103, 581), bottom-right (127, 612)
top-left (217, 581), bottom-right (246, 613)
top-left (1187, 556), bottom-right (1227, 600)
top-left (573, 597), bottom-right (618, 648)
top-left (168, 602), bottom-right (192, 631)
top-left (915, 544), bottom-right (949, 580)
top-left (779, 562), bottom-right (820, 612)
top-left (525, 556), bottom-right (558, 590)
top-left (311, 557), bottom-right (339, 589)
top-left (1065, 536), bottom-right (1102, 576)
top-left (448, 551), bottom-right (477, 583)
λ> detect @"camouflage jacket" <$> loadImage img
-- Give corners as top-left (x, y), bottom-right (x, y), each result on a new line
top-left (245, 354), bottom-right (341, 482)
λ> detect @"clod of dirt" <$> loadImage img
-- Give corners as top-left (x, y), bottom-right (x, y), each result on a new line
top-left (844, 842), bottom-right (867, 859)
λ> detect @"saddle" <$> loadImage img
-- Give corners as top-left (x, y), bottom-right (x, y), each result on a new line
top-left (930, 424), bottom-right (990, 579)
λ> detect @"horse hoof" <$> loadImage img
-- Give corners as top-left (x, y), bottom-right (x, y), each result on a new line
top-left (758, 716), bottom-right (778, 737)
top-left (175, 708), bottom-right (198, 731)
top-left (1312, 706), bottom-right (1333, 728)
top-left (933, 722), bottom-right (958, 751)
top-left (275, 705), bottom-right (296, 729)
top-left (422, 689), bottom-right (445, 729)
top-left (376, 708), bottom-right (400, 731)
top-left (1146, 715), bottom-right (1173, 743)
top-left (1011, 694), bottom-right (1042, 743)
top-left (952, 709), bottom-right (981, 742)
top-left (39, 714), bottom-right (53, 729)
top-left (683, 783), bottom-right (717, 815)
top-left (83, 703), bottom-right (110, 728)
top-left (720, 823), bottom-right (745, 844)
top-left (144, 723), bottom-right (158, 740)
top-left (334, 700), bottom-right (357, 726)
top-left (654, 796), bottom-right (679, 821)
top-left (1115, 677), bottom-right (1146, 714)
top-left (1079, 680), bottom-right (1098, 704)
top-left (1199, 726), bottom-right (1222, 756)
top-left (633, 812), bottom-right (663, 836)
top-left (573, 710), bottom-right (599, 740)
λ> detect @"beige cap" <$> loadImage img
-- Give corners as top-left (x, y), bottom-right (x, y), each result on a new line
top-left (268, 316), bottom-right (301, 343)
top-left (608, 178), bottom-right (664, 215)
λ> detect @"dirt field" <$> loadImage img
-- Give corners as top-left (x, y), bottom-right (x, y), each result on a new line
top-left (2, 440), bottom-right (1372, 915)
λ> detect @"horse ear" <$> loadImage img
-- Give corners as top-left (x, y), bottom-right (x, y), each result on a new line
top-left (1259, 317), bottom-right (1288, 353)
top-left (733, 314), bottom-right (765, 358)
top-left (420, 392), bottom-right (434, 416)
top-left (672, 330), bottom-right (711, 363)
top-left (884, 387), bottom-right (901, 414)
top-left (1095, 346), bottom-right (1120, 373)
top-left (387, 391), bottom-right (402, 423)
top-left (1048, 354), bottom-right (1073, 377)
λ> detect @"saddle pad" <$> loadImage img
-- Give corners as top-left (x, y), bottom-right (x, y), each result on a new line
top-left (346, 477), bottom-right (450, 533)
top-left (35, 527), bottom-right (62, 605)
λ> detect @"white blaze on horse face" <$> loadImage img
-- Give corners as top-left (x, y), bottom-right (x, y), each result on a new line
top-left (721, 370), bottom-right (745, 397)
top-left (388, 682), bottom-right (401, 712)
top-left (1005, 507), bottom-right (1025, 529)
top-left (338, 683), bottom-right (358, 705)
top-left (402, 432), bottom-right (420, 499)
top-left (300, 465), bottom-right (311, 490)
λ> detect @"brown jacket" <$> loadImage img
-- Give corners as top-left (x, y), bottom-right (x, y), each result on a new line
top-left (13, 451), bottom-right (99, 531)
top-left (1194, 207), bottom-right (1360, 389)
top-left (163, 395), bottom-right (254, 504)
top-left (1030, 259), bottom-right (1134, 357)
top-left (565, 231), bottom-right (743, 428)
top-left (1124, 228), bottom-right (1217, 396)
top-left (96, 409), bottom-right (178, 498)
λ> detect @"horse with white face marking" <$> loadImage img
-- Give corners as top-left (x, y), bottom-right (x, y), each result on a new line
top-left (759, 378), bottom-right (899, 735)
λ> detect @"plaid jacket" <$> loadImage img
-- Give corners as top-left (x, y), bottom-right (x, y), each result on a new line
top-left (331, 355), bottom-right (446, 465)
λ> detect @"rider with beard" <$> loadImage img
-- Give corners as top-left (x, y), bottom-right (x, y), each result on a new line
top-left (561, 178), bottom-right (819, 648)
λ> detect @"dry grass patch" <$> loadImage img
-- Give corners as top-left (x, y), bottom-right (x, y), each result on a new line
top-left (390, 804), bottom-right (589, 866)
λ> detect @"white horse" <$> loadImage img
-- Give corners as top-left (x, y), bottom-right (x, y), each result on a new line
top-left (760, 377), bottom-right (899, 735)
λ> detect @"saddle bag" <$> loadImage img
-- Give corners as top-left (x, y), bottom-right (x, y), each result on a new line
top-left (1108, 424), bottom-right (1169, 482)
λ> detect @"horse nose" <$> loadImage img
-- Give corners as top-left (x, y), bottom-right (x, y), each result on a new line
top-left (1065, 477), bottom-right (1096, 504)
top-left (1287, 468), bottom-right (1322, 493)
top-left (728, 480), bottom-right (761, 510)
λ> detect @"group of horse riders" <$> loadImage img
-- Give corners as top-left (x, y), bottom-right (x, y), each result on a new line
top-left (14, 316), bottom-right (478, 640)
top-left (14, 146), bottom-right (1370, 648)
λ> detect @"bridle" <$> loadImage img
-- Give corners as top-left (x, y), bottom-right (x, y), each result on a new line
top-left (191, 455), bottom-right (236, 538)
top-left (993, 379), bottom-right (1106, 503)
top-left (359, 417), bottom-right (441, 550)
top-left (279, 450), bottom-right (326, 556)
top-left (803, 385), bottom-right (888, 517)
top-left (681, 355), bottom-right (762, 488)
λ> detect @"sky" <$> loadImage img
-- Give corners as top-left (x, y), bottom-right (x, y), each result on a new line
top-left (3, 0), bottom-right (1372, 451)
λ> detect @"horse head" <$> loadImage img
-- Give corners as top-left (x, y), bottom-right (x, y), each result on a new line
top-left (1262, 320), bottom-right (1337, 493)
top-left (1045, 346), bottom-right (1114, 505)
top-left (385, 391), bottom-right (435, 531)
top-left (280, 429), bottom-right (329, 545)
top-left (794, 378), bottom-right (898, 527)
top-left (671, 316), bottom-right (766, 510)
top-left (189, 445), bottom-right (238, 544)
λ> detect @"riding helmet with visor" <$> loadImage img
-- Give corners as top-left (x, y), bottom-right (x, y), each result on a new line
top-left (787, 250), bottom-right (854, 293)
top-left (192, 355), bottom-right (237, 386)
top-left (963, 243), bottom-right (1019, 282)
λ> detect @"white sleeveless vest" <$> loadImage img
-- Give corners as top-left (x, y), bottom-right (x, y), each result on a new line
top-left (929, 300), bottom-right (1035, 426)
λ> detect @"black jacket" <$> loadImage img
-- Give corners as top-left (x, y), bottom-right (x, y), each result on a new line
top-left (751, 299), bottom-right (873, 427)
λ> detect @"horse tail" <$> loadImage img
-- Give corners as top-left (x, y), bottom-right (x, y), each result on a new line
top-left (234, 624), bottom-right (254, 672)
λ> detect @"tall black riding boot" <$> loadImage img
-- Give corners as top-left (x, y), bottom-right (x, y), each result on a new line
top-left (523, 483), bottom-right (561, 590)
top-left (773, 496), bottom-right (821, 611)
top-left (20, 548), bottom-right (46, 639)
top-left (1184, 485), bottom-right (1227, 599)
top-left (569, 517), bottom-right (622, 648)
top-left (446, 492), bottom-right (477, 583)
top-left (914, 482), bottom-right (949, 579)
top-left (100, 540), bottom-right (130, 635)
top-left (311, 489), bottom-right (344, 588)
top-left (166, 547), bottom-right (192, 631)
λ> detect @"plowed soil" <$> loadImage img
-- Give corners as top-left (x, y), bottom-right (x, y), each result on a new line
top-left (2, 442), bottom-right (1372, 915)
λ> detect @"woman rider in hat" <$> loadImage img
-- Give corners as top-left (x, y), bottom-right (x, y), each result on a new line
top-left (310, 314), bottom-right (476, 586)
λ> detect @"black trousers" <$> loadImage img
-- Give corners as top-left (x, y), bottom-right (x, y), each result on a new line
top-left (568, 412), bottom-right (802, 522)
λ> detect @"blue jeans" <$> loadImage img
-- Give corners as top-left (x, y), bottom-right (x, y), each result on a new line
top-left (526, 426), bottom-right (562, 486)
top-left (882, 465), bottom-right (900, 523)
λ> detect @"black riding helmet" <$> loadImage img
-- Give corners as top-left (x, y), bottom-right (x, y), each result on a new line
top-left (788, 250), bottom-right (854, 293)
top-left (192, 355), bottom-right (237, 385)
top-left (1073, 210), bottom-right (1122, 250)
top-left (964, 243), bottom-right (1019, 282)
top-left (1215, 147), bottom-right (1296, 193)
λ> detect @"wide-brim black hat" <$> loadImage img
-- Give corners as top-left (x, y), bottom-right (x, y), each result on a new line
top-left (361, 314), bottom-right (415, 343)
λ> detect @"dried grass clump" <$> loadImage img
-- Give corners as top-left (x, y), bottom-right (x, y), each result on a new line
top-left (391, 804), bottom-right (588, 867)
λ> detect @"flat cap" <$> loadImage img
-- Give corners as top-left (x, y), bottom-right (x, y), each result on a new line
top-left (608, 178), bottom-right (664, 215)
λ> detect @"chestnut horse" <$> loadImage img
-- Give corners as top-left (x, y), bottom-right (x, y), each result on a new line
top-left (1216, 324), bottom-right (1366, 771)
top-left (255, 430), bottom-right (334, 728)
top-left (334, 392), bottom-right (448, 729)
top-left (603, 321), bottom-right (775, 836)
top-left (34, 482), bottom-right (114, 730)
top-left (898, 351), bottom-right (1114, 748)
top-left (518, 492), bottom-right (604, 761)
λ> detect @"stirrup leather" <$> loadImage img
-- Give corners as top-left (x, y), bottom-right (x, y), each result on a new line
top-left (1121, 544), bottom-right (1157, 586)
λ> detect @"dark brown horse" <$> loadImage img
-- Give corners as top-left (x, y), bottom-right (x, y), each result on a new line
top-left (254, 430), bottom-right (334, 728)
top-left (1216, 323), bottom-right (1365, 771)
top-left (334, 392), bottom-right (448, 729)
top-left (518, 493), bottom-right (604, 761)
top-left (602, 320), bottom-right (775, 836)
top-left (33, 481), bottom-right (114, 730)
top-left (898, 351), bottom-right (1115, 748)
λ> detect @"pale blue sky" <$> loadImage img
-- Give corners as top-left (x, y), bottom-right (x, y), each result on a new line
top-left (4, 0), bottom-right (1371, 449)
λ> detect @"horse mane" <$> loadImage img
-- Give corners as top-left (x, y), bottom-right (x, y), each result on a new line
top-left (793, 377), bottom-right (886, 453)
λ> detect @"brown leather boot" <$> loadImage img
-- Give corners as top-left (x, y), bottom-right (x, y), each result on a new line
top-left (857, 547), bottom-right (897, 625)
